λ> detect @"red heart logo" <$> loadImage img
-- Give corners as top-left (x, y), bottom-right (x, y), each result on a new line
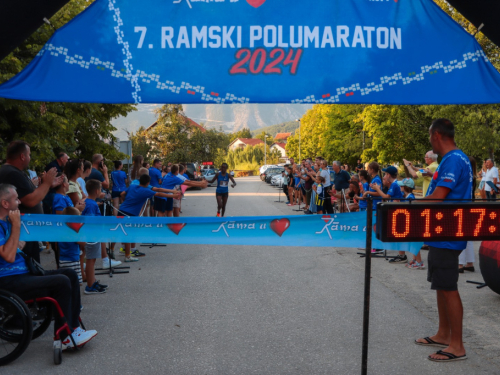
top-left (321, 215), bottom-right (331, 223)
top-left (66, 223), bottom-right (84, 233)
top-left (167, 223), bottom-right (186, 235)
top-left (270, 219), bottom-right (290, 237)
top-left (246, 0), bottom-right (266, 8)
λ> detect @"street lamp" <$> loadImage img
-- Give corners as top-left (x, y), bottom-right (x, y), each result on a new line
top-left (264, 134), bottom-right (268, 165)
top-left (295, 119), bottom-right (301, 161)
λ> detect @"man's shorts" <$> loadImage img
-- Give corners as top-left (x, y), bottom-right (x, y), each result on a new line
top-left (427, 246), bottom-right (461, 291)
top-left (111, 191), bottom-right (122, 199)
top-left (85, 242), bottom-right (101, 259)
top-left (154, 198), bottom-right (170, 212)
top-left (173, 198), bottom-right (181, 208)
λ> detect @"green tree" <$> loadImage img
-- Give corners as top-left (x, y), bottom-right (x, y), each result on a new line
top-left (229, 128), bottom-right (252, 143)
top-left (255, 131), bottom-right (273, 146)
top-left (129, 126), bottom-right (152, 160)
top-left (0, 0), bottom-right (134, 168)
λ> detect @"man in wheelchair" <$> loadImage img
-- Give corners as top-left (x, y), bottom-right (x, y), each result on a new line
top-left (0, 183), bottom-right (97, 350)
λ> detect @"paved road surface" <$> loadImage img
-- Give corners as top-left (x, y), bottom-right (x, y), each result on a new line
top-left (4, 176), bottom-right (499, 374)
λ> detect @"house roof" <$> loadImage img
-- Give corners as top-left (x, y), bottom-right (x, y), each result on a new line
top-left (271, 143), bottom-right (287, 149)
top-left (146, 115), bottom-right (206, 133)
top-left (275, 132), bottom-right (292, 140)
top-left (228, 138), bottom-right (264, 148)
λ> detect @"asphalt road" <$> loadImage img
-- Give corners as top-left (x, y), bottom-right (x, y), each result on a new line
top-left (4, 176), bottom-right (499, 374)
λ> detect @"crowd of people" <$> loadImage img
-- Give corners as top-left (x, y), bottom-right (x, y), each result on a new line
top-left (0, 140), bottom-right (215, 353)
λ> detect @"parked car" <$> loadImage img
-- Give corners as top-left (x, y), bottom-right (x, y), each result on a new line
top-left (271, 174), bottom-right (284, 187)
top-left (260, 164), bottom-right (277, 175)
top-left (201, 169), bottom-right (218, 186)
top-left (264, 167), bottom-right (285, 183)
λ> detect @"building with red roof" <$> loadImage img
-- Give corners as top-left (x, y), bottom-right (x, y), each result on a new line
top-left (274, 132), bottom-right (292, 141)
top-left (228, 138), bottom-right (264, 151)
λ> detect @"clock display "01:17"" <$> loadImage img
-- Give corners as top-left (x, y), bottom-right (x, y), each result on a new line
top-left (376, 203), bottom-right (500, 242)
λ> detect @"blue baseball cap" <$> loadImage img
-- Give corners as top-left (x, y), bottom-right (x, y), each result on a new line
top-left (382, 166), bottom-right (398, 176)
top-left (397, 178), bottom-right (415, 189)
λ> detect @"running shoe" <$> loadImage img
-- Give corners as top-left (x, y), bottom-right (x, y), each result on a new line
top-left (96, 280), bottom-right (108, 289)
top-left (216, 212), bottom-right (220, 217)
top-left (124, 256), bottom-right (139, 262)
top-left (102, 259), bottom-right (122, 269)
top-left (389, 255), bottom-right (408, 263)
top-left (119, 247), bottom-right (126, 254)
top-left (84, 282), bottom-right (106, 295)
top-left (371, 249), bottom-right (384, 254)
top-left (131, 249), bottom-right (146, 257)
top-left (406, 262), bottom-right (425, 270)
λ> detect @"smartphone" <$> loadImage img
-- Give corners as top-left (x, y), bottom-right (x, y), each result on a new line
top-left (419, 169), bottom-right (426, 173)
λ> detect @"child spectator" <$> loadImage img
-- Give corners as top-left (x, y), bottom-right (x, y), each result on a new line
top-left (119, 174), bottom-right (180, 262)
top-left (356, 170), bottom-right (371, 211)
top-left (82, 179), bottom-right (109, 294)
top-left (53, 175), bottom-right (86, 283)
top-left (313, 176), bottom-right (326, 214)
top-left (396, 178), bottom-right (425, 269)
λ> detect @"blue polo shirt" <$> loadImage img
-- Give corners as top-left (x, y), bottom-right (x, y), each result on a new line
top-left (159, 173), bottom-right (184, 200)
top-left (52, 193), bottom-right (74, 213)
top-left (111, 170), bottom-right (127, 192)
top-left (368, 175), bottom-right (383, 209)
top-left (387, 181), bottom-right (404, 201)
top-left (0, 219), bottom-right (29, 278)
top-left (149, 167), bottom-right (163, 188)
top-left (82, 198), bottom-right (101, 216)
top-left (120, 184), bottom-right (156, 216)
top-left (425, 149), bottom-right (473, 250)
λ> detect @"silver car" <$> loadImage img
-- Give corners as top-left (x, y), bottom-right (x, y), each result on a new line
top-left (201, 169), bottom-right (218, 186)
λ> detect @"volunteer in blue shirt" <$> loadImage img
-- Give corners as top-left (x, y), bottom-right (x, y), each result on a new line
top-left (207, 163), bottom-right (236, 217)
top-left (119, 174), bottom-right (180, 261)
top-left (362, 161), bottom-right (383, 210)
top-left (370, 166), bottom-right (404, 201)
top-left (414, 119), bottom-right (472, 363)
top-left (148, 159), bottom-right (163, 216)
top-left (111, 160), bottom-right (129, 216)
top-left (0, 183), bottom-right (98, 350)
top-left (156, 164), bottom-right (208, 217)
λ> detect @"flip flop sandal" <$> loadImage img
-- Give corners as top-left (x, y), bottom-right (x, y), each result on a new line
top-left (414, 337), bottom-right (448, 348)
top-left (428, 350), bottom-right (467, 362)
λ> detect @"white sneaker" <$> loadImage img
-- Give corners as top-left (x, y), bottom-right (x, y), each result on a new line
top-left (102, 258), bottom-right (122, 269)
top-left (61, 327), bottom-right (98, 351)
top-left (124, 256), bottom-right (139, 262)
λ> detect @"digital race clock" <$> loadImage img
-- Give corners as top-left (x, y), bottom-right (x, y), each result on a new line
top-left (376, 202), bottom-right (500, 242)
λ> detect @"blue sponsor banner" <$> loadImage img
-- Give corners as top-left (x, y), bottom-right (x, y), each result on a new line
top-left (1, 0), bottom-right (500, 104)
top-left (20, 213), bottom-right (423, 255)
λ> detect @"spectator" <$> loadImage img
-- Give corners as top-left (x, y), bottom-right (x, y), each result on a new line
top-left (65, 159), bottom-right (86, 206)
top-left (355, 159), bottom-right (364, 172)
top-left (416, 118), bottom-right (471, 362)
top-left (45, 152), bottom-right (69, 173)
top-left (82, 179), bottom-right (111, 294)
top-left (53, 176), bottom-right (85, 283)
top-left (86, 154), bottom-right (109, 191)
top-left (77, 161), bottom-right (92, 197)
top-left (312, 175), bottom-right (326, 214)
top-left (119, 174), bottom-right (180, 261)
top-left (302, 160), bottom-right (313, 214)
top-left (149, 159), bottom-right (163, 188)
top-left (142, 162), bottom-right (150, 169)
top-left (482, 158), bottom-right (498, 201)
top-left (111, 160), bottom-right (128, 216)
top-left (347, 180), bottom-right (361, 212)
top-left (404, 150), bottom-right (439, 196)
top-left (130, 155), bottom-right (144, 181)
top-left (282, 167), bottom-right (290, 204)
top-left (0, 184), bottom-right (98, 350)
top-left (356, 170), bottom-right (371, 212)
top-left (331, 161), bottom-right (350, 212)
top-left (362, 162), bottom-right (384, 254)
top-left (370, 166), bottom-right (406, 263)
top-left (161, 165), bottom-right (169, 178)
top-left (157, 165), bottom-right (207, 218)
top-left (477, 160), bottom-right (487, 201)
top-left (0, 141), bottom-right (62, 262)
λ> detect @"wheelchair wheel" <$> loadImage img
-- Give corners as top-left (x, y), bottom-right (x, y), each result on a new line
top-left (30, 302), bottom-right (52, 340)
top-left (0, 290), bottom-right (33, 366)
top-left (53, 340), bottom-right (62, 365)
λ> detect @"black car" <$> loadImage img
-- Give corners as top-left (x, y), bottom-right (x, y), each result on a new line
top-left (264, 167), bottom-right (284, 183)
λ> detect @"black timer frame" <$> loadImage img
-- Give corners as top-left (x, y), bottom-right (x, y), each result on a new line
top-left (376, 201), bottom-right (500, 242)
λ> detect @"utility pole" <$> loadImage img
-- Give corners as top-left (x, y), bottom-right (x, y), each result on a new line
top-left (296, 119), bottom-right (301, 160)
top-left (264, 134), bottom-right (268, 165)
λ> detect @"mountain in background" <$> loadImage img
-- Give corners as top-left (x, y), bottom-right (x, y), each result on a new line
top-left (112, 104), bottom-right (312, 140)
top-left (250, 121), bottom-right (299, 137)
